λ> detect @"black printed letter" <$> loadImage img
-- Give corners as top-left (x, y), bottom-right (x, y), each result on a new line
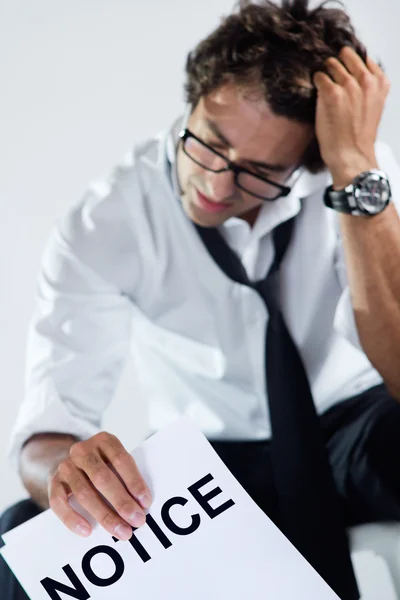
top-left (146, 513), bottom-right (172, 549)
top-left (188, 473), bottom-right (235, 518)
top-left (41, 565), bottom-right (89, 600)
top-left (161, 496), bottom-right (201, 535)
top-left (113, 529), bottom-right (152, 563)
top-left (81, 545), bottom-right (124, 587)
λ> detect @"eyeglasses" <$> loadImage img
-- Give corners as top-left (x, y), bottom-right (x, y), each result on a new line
top-left (179, 128), bottom-right (299, 202)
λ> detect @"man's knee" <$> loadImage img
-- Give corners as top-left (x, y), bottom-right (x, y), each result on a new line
top-left (0, 499), bottom-right (43, 544)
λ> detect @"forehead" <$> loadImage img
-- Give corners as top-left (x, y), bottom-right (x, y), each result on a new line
top-left (191, 83), bottom-right (314, 164)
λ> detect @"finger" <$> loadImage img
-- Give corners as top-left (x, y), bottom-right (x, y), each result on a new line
top-left (70, 443), bottom-right (146, 529)
top-left (49, 474), bottom-right (93, 538)
top-left (325, 57), bottom-right (354, 87)
top-left (339, 46), bottom-right (374, 82)
top-left (366, 55), bottom-right (391, 92)
top-left (313, 71), bottom-right (337, 92)
top-left (366, 55), bottom-right (384, 76)
top-left (99, 434), bottom-right (152, 510)
top-left (57, 460), bottom-right (134, 540)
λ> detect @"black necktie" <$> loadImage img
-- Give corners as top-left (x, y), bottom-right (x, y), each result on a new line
top-left (194, 217), bottom-right (359, 600)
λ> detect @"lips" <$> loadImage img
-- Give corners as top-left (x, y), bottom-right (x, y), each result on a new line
top-left (195, 189), bottom-right (232, 214)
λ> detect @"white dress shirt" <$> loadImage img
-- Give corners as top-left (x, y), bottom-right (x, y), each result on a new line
top-left (8, 115), bottom-right (400, 468)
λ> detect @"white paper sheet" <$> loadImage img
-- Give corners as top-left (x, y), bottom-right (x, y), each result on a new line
top-left (1, 418), bottom-right (340, 599)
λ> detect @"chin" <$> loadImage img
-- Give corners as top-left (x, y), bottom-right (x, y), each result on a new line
top-left (189, 214), bottom-right (220, 228)
top-left (184, 201), bottom-right (231, 228)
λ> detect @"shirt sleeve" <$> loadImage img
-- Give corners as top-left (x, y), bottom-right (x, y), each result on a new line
top-left (8, 167), bottom-right (141, 470)
top-left (333, 141), bottom-right (400, 349)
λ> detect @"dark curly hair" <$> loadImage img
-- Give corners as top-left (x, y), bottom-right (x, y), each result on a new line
top-left (184, 0), bottom-right (368, 173)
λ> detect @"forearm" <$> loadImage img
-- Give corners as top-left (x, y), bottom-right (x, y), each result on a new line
top-left (339, 203), bottom-right (400, 398)
top-left (19, 433), bottom-right (77, 509)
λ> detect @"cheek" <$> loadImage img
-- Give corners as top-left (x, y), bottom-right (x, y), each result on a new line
top-left (177, 149), bottom-right (203, 191)
top-left (240, 192), bottom-right (263, 210)
top-left (228, 190), bottom-right (263, 219)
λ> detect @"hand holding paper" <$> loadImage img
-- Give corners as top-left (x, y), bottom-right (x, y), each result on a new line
top-left (48, 432), bottom-right (152, 540)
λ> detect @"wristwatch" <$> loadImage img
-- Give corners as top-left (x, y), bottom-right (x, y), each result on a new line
top-left (324, 169), bottom-right (391, 216)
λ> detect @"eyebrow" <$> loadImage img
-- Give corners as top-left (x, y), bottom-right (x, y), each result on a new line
top-left (205, 120), bottom-right (290, 173)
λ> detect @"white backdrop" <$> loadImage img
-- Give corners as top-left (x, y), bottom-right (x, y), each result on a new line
top-left (1, 0), bottom-right (399, 513)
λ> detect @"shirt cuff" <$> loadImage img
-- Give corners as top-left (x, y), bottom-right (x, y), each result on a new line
top-left (8, 378), bottom-right (100, 472)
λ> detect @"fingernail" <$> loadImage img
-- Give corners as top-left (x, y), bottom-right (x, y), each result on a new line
top-left (138, 494), bottom-right (152, 509)
top-left (74, 524), bottom-right (91, 537)
top-left (129, 511), bottom-right (146, 528)
top-left (114, 523), bottom-right (132, 541)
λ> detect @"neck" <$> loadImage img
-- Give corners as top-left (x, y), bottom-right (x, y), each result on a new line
top-left (238, 206), bottom-right (262, 228)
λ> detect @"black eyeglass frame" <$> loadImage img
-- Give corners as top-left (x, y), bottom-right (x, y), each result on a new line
top-left (179, 128), bottom-right (295, 202)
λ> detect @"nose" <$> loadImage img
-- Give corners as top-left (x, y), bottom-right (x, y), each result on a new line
top-left (205, 169), bottom-right (236, 201)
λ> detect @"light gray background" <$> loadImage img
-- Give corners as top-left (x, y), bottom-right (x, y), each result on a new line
top-left (1, 1), bottom-right (399, 595)
top-left (1, 1), bottom-right (399, 587)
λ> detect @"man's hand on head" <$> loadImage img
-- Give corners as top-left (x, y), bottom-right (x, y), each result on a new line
top-left (313, 47), bottom-right (390, 189)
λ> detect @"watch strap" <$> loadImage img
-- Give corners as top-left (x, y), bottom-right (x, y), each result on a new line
top-left (323, 184), bottom-right (360, 215)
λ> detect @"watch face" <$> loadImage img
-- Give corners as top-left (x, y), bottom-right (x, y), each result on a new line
top-left (355, 173), bottom-right (391, 215)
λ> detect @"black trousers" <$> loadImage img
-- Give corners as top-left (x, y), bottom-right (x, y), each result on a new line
top-left (3, 383), bottom-right (400, 598)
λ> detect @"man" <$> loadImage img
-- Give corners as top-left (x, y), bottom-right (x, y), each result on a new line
top-left (1, 0), bottom-right (400, 598)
